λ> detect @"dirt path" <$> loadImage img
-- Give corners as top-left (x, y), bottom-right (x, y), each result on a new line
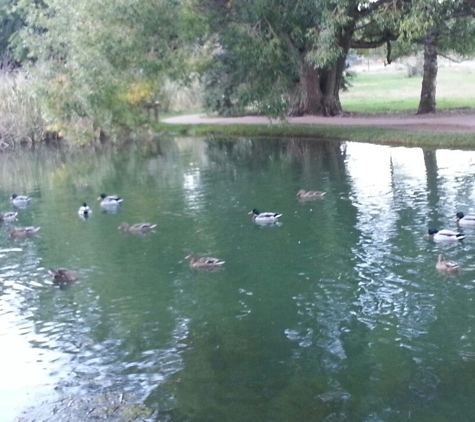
top-left (164, 110), bottom-right (475, 133)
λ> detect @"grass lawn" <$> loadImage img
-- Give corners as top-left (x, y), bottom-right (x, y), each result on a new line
top-left (341, 66), bottom-right (475, 113)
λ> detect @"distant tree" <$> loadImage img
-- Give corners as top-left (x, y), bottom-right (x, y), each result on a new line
top-left (400, 0), bottom-right (475, 114)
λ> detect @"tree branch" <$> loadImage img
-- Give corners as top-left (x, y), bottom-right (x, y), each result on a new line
top-left (437, 52), bottom-right (463, 63)
top-left (350, 32), bottom-right (398, 49)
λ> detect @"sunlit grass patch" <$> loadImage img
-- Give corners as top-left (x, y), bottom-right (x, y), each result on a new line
top-left (341, 67), bottom-right (475, 113)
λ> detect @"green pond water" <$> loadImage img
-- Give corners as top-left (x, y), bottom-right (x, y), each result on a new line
top-left (2, 138), bottom-right (475, 422)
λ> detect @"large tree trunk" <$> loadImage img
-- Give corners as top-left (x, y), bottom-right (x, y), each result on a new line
top-left (320, 60), bottom-right (345, 116)
top-left (417, 28), bottom-right (438, 114)
top-left (288, 25), bottom-right (354, 117)
top-left (289, 56), bottom-right (345, 116)
top-left (288, 60), bottom-right (323, 116)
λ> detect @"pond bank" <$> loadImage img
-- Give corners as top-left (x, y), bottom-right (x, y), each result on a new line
top-left (158, 111), bottom-right (475, 149)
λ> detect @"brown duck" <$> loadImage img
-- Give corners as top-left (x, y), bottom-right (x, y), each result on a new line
top-left (49, 268), bottom-right (79, 283)
top-left (185, 253), bottom-right (225, 268)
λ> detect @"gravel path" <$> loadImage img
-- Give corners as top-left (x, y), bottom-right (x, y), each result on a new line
top-left (164, 111), bottom-right (475, 133)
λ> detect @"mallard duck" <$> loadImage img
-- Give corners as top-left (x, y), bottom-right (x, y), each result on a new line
top-left (0, 211), bottom-right (18, 222)
top-left (456, 212), bottom-right (475, 226)
top-left (248, 209), bottom-right (282, 224)
top-left (428, 228), bottom-right (465, 242)
top-left (296, 190), bottom-right (326, 200)
top-left (10, 194), bottom-right (31, 208)
top-left (436, 255), bottom-right (459, 272)
top-left (8, 226), bottom-right (40, 238)
top-left (98, 193), bottom-right (123, 207)
top-left (49, 268), bottom-right (78, 283)
top-left (119, 222), bottom-right (157, 233)
top-left (185, 253), bottom-right (225, 268)
top-left (78, 203), bottom-right (92, 218)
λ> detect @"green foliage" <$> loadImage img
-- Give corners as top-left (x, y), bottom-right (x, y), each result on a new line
top-left (0, 0), bottom-right (24, 63)
top-left (399, 0), bottom-right (475, 58)
top-left (199, 0), bottom-right (411, 117)
top-left (12, 0), bottom-right (206, 141)
top-left (199, 0), bottom-right (332, 116)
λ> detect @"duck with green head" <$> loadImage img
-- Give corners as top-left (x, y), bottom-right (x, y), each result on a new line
top-left (78, 203), bottom-right (92, 219)
top-left (98, 193), bottom-right (123, 207)
top-left (428, 228), bottom-right (465, 242)
top-left (456, 212), bottom-right (475, 226)
top-left (248, 208), bottom-right (282, 224)
top-left (10, 194), bottom-right (31, 208)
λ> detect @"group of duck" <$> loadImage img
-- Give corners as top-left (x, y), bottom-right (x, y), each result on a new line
top-left (0, 190), bottom-right (329, 278)
top-left (430, 212), bottom-right (475, 272)
top-left (5, 190), bottom-right (472, 276)
top-left (1, 193), bottom-right (159, 283)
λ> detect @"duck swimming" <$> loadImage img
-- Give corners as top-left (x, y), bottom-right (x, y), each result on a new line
top-left (0, 212), bottom-right (18, 222)
top-left (248, 209), bottom-right (282, 224)
top-left (8, 226), bottom-right (41, 238)
top-left (456, 212), bottom-right (475, 226)
top-left (10, 194), bottom-right (31, 208)
top-left (436, 255), bottom-right (459, 272)
top-left (49, 268), bottom-right (79, 283)
top-left (428, 228), bottom-right (465, 242)
top-left (78, 203), bottom-right (92, 218)
top-left (119, 222), bottom-right (157, 233)
top-left (296, 190), bottom-right (326, 200)
top-left (185, 253), bottom-right (225, 268)
top-left (98, 193), bottom-right (123, 207)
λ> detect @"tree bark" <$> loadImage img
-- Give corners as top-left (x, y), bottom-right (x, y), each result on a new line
top-left (288, 51), bottom-right (346, 116)
top-left (320, 59), bottom-right (345, 116)
top-left (288, 60), bottom-right (322, 116)
top-left (417, 28), bottom-right (439, 114)
top-left (288, 24), bottom-right (354, 117)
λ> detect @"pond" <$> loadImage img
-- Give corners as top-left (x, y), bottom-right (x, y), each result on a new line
top-left (2, 137), bottom-right (475, 422)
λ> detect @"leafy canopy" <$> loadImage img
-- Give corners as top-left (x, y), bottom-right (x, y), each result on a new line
top-left (14, 0), bottom-right (205, 138)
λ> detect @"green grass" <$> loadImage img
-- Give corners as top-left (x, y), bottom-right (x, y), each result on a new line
top-left (341, 67), bottom-right (475, 113)
top-left (155, 122), bottom-right (475, 149)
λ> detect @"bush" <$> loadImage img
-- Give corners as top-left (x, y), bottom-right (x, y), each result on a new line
top-left (0, 71), bottom-right (46, 148)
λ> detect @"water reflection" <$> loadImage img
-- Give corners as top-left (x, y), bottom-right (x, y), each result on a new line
top-left (3, 139), bottom-right (475, 421)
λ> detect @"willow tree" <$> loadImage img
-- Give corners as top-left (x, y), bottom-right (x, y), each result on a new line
top-left (13, 0), bottom-right (204, 140)
top-left (200, 0), bottom-right (403, 117)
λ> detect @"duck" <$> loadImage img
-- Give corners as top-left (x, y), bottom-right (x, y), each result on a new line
top-left (0, 211), bottom-right (18, 222)
top-left (456, 212), bottom-right (475, 226)
top-left (98, 193), bottom-right (123, 207)
top-left (8, 226), bottom-right (40, 238)
top-left (248, 209), bottom-right (282, 224)
top-left (436, 254), bottom-right (459, 272)
top-left (119, 222), bottom-right (157, 233)
top-left (296, 190), bottom-right (326, 200)
top-left (185, 253), bottom-right (225, 268)
top-left (49, 268), bottom-right (78, 283)
top-left (10, 194), bottom-right (31, 208)
top-left (78, 203), bottom-right (92, 218)
top-left (428, 228), bottom-right (465, 242)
